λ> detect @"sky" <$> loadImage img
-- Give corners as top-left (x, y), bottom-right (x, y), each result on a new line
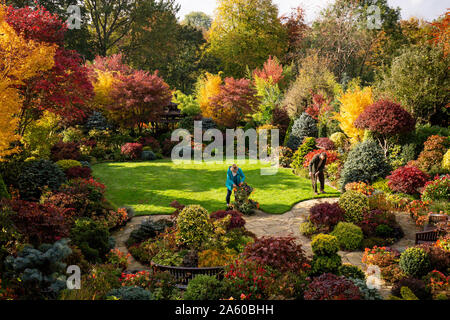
top-left (176, 0), bottom-right (450, 23)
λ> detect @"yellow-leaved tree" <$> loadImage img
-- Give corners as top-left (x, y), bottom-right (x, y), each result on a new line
top-left (0, 4), bottom-right (56, 159)
top-left (334, 86), bottom-right (373, 144)
top-left (196, 72), bottom-right (223, 119)
top-left (91, 70), bottom-right (117, 110)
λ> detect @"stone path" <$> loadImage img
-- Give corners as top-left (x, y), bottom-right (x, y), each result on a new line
top-left (113, 197), bottom-right (420, 296)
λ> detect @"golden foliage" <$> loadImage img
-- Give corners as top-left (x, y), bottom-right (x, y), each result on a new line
top-left (0, 5), bottom-right (56, 159)
top-left (196, 72), bottom-right (223, 118)
top-left (334, 86), bottom-right (373, 144)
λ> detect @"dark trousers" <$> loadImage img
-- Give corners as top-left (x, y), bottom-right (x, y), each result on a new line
top-left (226, 189), bottom-right (233, 204)
top-left (310, 171), bottom-right (325, 193)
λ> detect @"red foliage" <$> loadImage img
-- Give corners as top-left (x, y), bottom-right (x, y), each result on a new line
top-left (33, 49), bottom-right (93, 123)
top-left (304, 273), bottom-right (362, 300)
top-left (316, 137), bottom-right (335, 150)
top-left (305, 92), bottom-right (332, 120)
top-left (271, 107), bottom-right (290, 140)
top-left (51, 141), bottom-right (81, 161)
top-left (7, 6), bottom-right (93, 124)
top-left (9, 199), bottom-right (72, 245)
top-left (65, 166), bottom-right (92, 180)
top-left (253, 56), bottom-right (284, 84)
top-left (302, 149), bottom-right (339, 168)
top-left (243, 236), bottom-right (308, 273)
top-left (429, 10), bottom-right (449, 56)
top-left (210, 210), bottom-right (246, 230)
top-left (121, 143), bottom-right (143, 160)
top-left (280, 7), bottom-right (308, 63)
top-left (309, 202), bottom-right (344, 231)
top-left (209, 77), bottom-right (258, 128)
top-left (354, 100), bottom-right (415, 136)
top-left (387, 165), bottom-right (429, 194)
top-left (6, 5), bottom-right (66, 44)
top-left (88, 54), bottom-right (132, 76)
top-left (109, 70), bottom-right (172, 131)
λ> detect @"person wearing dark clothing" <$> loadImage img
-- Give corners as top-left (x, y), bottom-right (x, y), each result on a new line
top-left (308, 152), bottom-right (327, 194)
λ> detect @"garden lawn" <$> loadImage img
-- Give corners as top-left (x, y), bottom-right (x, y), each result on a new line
top-left (93, 159), bottom-right (340, 216)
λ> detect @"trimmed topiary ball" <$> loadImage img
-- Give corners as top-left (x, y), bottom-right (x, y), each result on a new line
top-left (311, 234), bottom-right (339, 256)
top-left (286, 113), bottom-right (318, 151)
top-left (311, 254), bottom-right (342, 275)
top-left (107, 286), bottom-right (153, 300)
top-left (56, 159), bottom-right (82, 171)
top-left (340, 140), bottom-right (390, 191)
top-left (331, 222), bottom-right (363, 251)
top-left (177, 205), bottom-right (213, 248)
top-left (399, 247), bottom-right (431, 277)
top-left (338, 190), bottom-right (369, 223)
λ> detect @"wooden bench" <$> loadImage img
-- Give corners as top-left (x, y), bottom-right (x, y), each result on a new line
top-left (415, 230), bottom-right (439, 245)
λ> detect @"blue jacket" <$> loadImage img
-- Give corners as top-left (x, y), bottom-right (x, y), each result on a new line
top-left (226, 167), bottom-right (245, 191)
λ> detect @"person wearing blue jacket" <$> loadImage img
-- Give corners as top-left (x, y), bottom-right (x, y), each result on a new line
top-left (226, 164), bottom-right (245, 207)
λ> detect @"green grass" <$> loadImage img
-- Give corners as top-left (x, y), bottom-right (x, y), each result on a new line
top-left (92, 159), bottom-right (340, 216)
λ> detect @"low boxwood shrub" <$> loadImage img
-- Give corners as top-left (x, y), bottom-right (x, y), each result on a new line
top-left (70, 218), bottom-right (112, 263)
top-left (56, 159), bottom-right (82, 171)
top-left (107, 286), bottom-right (153, 300)
top-left (17, 160), bottom-right (66, 200)
top-left (399, 247), bottom-right (431, 277)
top-left (331, 222), bottom-right (364, 251)
top-left (387, 165), bottom-right (429, 195)
top-left (311, 234), bottom-right (339, 256)
top-left (309, 202), bottom-right (344, 231)
top-left (338, 264), bottom-right (365, 280)
top-left (340, 140), bottom-right (390, 190)
top-left (243, 236), bottom-right (308, 273)
top-left (338, 191), bottom-right (369, 224)
top-left (304, 273), bottom-right (362, 300)
top-left (210, 210), bottom-right (246, 231)
top-left (391, 277), bottom-right (432, 300)
top-left (183, 275), bottom-right (225, 300)
top-left (311, 254), bottom-right (342, 275)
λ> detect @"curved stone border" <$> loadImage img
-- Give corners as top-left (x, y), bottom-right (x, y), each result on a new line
top-left (113, 197), bottom-right (419, 298)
